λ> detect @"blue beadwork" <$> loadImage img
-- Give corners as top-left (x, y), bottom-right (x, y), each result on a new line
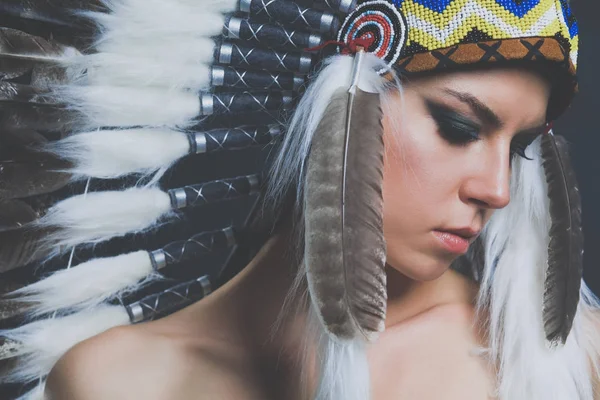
top-left (389, 0), bottom-right (408, 9)
top-left (559, 0), bottom-right (578, 38)
top-left (493, 0), bottom-right (542, 18)
top-left (400, 0), bottom-right (452, 13)
top-left (389, 0), bottom-right (548, 18)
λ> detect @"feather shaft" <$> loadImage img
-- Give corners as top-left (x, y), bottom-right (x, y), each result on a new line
top-left (0, 0), bottom-right (105, 28)
top-left (0, 27), bottom-right (79, 64)
top-left (305, 84), bottom-right (386, 341)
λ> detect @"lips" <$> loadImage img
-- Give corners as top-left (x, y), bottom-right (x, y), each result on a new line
top-left (441, 227), bottom-right (480, 241)
top-left (432, 227), bottom-right (480, 255)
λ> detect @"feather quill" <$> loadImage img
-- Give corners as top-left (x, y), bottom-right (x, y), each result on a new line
top-left (540, 132), bottom-right (583, 345)
top-left (0, 0), bottom-right (105, 29)
top-left (0, 27), bottom-right (80, 82)
top-left (304, 63), bottom-right (387, 341)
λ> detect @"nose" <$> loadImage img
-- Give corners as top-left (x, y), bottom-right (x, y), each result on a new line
top-left (459, 147), bottom-right (511, 210)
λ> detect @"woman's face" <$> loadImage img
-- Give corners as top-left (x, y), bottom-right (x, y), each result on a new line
top-left (382, 67), bottom-right (551, 281)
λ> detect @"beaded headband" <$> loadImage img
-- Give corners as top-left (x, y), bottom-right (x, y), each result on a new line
top-left (338, 0), bottom-right (578, 118)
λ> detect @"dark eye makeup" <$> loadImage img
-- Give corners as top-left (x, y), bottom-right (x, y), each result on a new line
top-left (425, 99), bottom-right (540, 160)
top-left (425, 99), bottom-right (481, 146)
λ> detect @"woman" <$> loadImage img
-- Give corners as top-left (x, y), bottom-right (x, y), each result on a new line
top-left (0, 0), bottom-right (598, 399)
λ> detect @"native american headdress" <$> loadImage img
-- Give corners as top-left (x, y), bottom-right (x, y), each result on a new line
top-left (0, 0), bottom-right (597, 399)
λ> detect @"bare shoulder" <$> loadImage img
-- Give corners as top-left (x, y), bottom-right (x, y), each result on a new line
top-left (46, 325), bottom-right (187, 400)
top-left (45, 323), bottom-right (253, 400)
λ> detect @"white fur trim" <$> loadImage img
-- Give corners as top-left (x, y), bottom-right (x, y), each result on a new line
top-left (59, 85), bottom-right (200, 128)
top-left (69, 0), bottom-right (231, 96)
top-left (314, 335), bottom-right (370, 400)
top-left (91, 0), bottom-right (227, 39)
top-left (35, 188), bottom-right (173, 249)
top-left (49, 128), bottom-right (189, 179)
top-left (579, 283), bottom-right (600, 388)
top-left (11, 251), bottom-right (156, 315)
top-left (83, 52), bottom-right (212, 91)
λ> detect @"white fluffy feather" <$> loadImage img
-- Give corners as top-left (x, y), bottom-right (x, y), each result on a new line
top-left (35, 188), bottom-right (173, 249)
top-left (92, 0), bottom-right (227, 38)
top-left (49, 128), bottom-right (190, 179)
top-left (479, 138), bottom-right (595, 400)
top-left (314, 335), bottom-right (370, 400)
top-left (93, 36), bottom-right (216, 65)
top-left (77, 0), bottom-right (224, 91)
top-left (11, 251), bottom-right (156, 315)
top-left (171, 0), bottom-right (238, 13)
top-left (59, 85), bottom-right (200, 128)
top-left (53, 0), bottom-right (239, 127)
top-left (95, 0), bottom-right (237, 24)
top-left (0, 305), bottom-right (129, 383)
top-left (579, 283), bottom-right (600, 387)
top-left (84, 52), bottom-right (211, 90)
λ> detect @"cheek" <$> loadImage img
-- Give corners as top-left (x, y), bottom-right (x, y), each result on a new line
top-left (379, 107), bottom-right (459, 279)
top-left (380, 107), bottom-right (452, 234)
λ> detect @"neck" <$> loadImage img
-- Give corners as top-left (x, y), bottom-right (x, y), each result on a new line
top-left (384, 265), bottom-right (479, 328)
top-left (182, 223), bottom-right (306, 399)
top-left (190, 220), bottom-right (304, 358)
top-left (191, 223), bottom-right (478, 357)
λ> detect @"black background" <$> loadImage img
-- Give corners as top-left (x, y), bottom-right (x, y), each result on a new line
top-left (556, 0), bottom-right (600, 295)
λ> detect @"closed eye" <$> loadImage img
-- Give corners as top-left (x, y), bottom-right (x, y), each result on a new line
top-left (425, 100), bottom-right (482, 146)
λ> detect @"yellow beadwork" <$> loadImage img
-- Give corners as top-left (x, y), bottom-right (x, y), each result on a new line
top-left (395, 0), bottom-right (578, 68)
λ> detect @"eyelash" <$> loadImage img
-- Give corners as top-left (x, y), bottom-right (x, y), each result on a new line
top-left (426, 101), bottom-right (536, 160)
top-left (510, 140), bottom-right (534, 160)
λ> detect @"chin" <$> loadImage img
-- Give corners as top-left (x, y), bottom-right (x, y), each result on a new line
top-left (387, 251), bottom-right (453, 282)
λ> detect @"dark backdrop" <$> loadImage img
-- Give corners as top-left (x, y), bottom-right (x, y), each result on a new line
top-left (556, 0), bottom-right (600, 295)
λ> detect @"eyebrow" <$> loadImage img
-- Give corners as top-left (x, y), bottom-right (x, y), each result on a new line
top-left (442, 89), bottom-right (503, 128)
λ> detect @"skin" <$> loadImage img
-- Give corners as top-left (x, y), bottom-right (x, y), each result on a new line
top-left (46, 67), bottom-right (558, 400)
